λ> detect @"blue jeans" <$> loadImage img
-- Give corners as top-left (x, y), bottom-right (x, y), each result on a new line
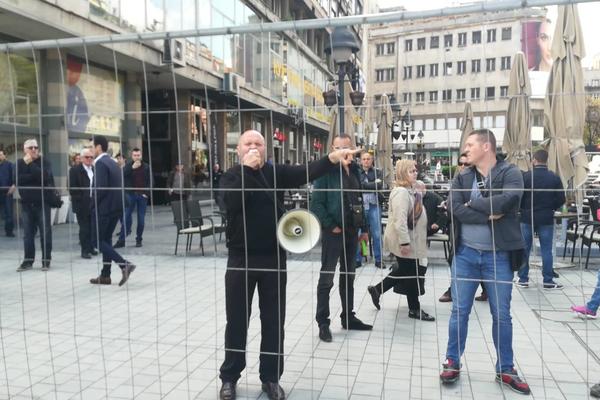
top-left (446, 245), bottom-right (514, 373)
top-left (587, 269), bottom-right (600, 312)
top-left (519, 223), bottom-right (554, 284)
top-left (119, 193), bottom-right (147, 242)
top-left (0, 193), bottom-right (14, 234)
top-left (355, 205), bottom-right (382, 263)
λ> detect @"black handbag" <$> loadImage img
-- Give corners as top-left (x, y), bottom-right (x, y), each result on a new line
top-left (45, 175), bottom-right (63, 209)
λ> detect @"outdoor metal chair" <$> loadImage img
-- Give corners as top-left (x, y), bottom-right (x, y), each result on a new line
top-left (170, 200), bottom-right (189, 255)
top-left (186, 199), bottom-right (217, 256)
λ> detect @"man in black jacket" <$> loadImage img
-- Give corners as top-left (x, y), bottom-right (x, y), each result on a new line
top-left (69, 148), bottom-right (97, 259)
top-left (517, 149), bottom-right (565, 289)
top-left (0, 149), bottom-right (15, 237)
top-left (415, 180), bottom-right (447, 236)
top-left (115, 147), bottom-right (152, 248)
top-left (218, 130), bottom-right (358, 400)
top-left (16, 139), bottom-right (55, 272)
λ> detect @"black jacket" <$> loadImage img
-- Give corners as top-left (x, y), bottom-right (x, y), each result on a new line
top-left (93, 154), bottom-right (124, 217)
top-left (423, 191), bottom-right (447, 236)
top-left (123, 161), bottom-right (152, 196)
top-left (69, 164), bottom-right (92, 215)
top-left (520, 165), bottom-right (565, 226)
top-left (221, 157), bottom-right (334, 260)
top-left (449, 159), bottom-right (524, 251)
top-left (358, 167), bottom-right (386, 205)
top-left (16, 157), bottom-right (54, 205)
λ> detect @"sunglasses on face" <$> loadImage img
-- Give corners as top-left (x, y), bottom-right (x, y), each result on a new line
top-left (27, 146), bottom-right (39, 150)
top-left (458, 162), bottom-right (469, 167)
top-left (83, 156), bottom-right (93, 159)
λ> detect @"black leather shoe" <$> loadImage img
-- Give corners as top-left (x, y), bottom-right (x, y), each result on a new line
top-left (341, 315), bottom-right (373, 330)
top-left (90, 249), bottom-right (98, 256)
top-left (553, 270), bottom-right (560, 278)
top-left (118, 263), bottom-right (136, 286)
top-left (113, 240), bottom-right (125, 249)
top-left (261, 382), bottom-right (285, 400)
top-left (367, 285), bottom-right (381, 310)
top-left (135, 241), bottom-right (142, 248)
top-left (219, 381), bottom-right (236, 400)
top-left (375, 261), bottom-right (385, 269)
top-left (81, 253), bottom-right (92, 259)
top-left (408, 309), bottom-right (435, 322)
top-left (90, 276), bottom-right (111, 285)
top-left (319, 325), bottom-right (332, 342)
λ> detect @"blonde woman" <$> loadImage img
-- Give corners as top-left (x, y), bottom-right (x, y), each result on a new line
top-left (367, 159), bottom-right (434, 321)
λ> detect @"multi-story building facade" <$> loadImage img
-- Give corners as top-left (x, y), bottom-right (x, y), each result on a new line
top-left (368, 7), bottom-right (547, 166)
top-left (0, 0), bottom-right (364, 203)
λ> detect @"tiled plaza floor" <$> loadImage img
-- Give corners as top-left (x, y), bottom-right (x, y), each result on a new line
top-left (0, 205), bottom-right (599, 399)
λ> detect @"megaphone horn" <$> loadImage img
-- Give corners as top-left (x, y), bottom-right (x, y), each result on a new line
top-left (276, 209), bottom-right (321, 254)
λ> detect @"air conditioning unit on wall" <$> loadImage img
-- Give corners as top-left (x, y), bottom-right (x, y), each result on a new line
top-left (222, 72), bottom-right (240, 94)
top-left (162, 39), bottom-right (186, 68)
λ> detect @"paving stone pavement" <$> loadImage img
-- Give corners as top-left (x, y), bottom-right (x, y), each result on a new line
top-left (1, 205), bottom-right (600, 399)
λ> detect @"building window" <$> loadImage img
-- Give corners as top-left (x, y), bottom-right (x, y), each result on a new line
top-left (416, 64), bottom-right (426, 78)
top-left (403, 92), bottom-right (412, 104)
top-left (436, 118), bottom-right (446, 130)
top-left (443, 62), bottom-right (452, 76)
top-left (403, 66), bottom-right (412, 79)
top-left (430, 63), bottom-right (439, 77)
top-left (472, 59), bottom-right (481, 73)
top-left (430, 36), bottom-right (439, 49)
top-left (486, 58), bottom-right (496, 72)
top-left (487, 28), bottom-right (496, 43)
top-left (500, 85), bottom-right (508, 98)
top-left (429, 91), bottom-right (438, 102)
top-left (416, 91), bottom-right (425, 103)
top-left (444, 34), bottom-right (453, 47)
top-left (376, 44), bottom-right (385, 56)
top-left (375, 69), bottom-right (385, 82)
top-left (486, 86), bottom-right (495, 100)
top-left (457, 88), bottom-right (466, 101)
top-left (405, 39), bottom-right (413, 51)
top-left (501, 27), bottom-right (512, 40)
top-left (442, 89), bottom-right (452, 102)
top-left (471, 87), bottom-right (480, 100)
top-left (501, 56), bottom-right (511, 70)
top-left (472, 30), bottom-right (482, 44)
top-left (457, 61), bottom-right (466, 75)
top-left (386, 68), bottom-right (395, 81)
top-left (532, 110), bottom-right (544, 126)
top-left (417, 37), bottom-right (426, 50)
top-left (458, 32), bottom-right (467, 47)
top-left (387, 42), bottom-right (395, 55)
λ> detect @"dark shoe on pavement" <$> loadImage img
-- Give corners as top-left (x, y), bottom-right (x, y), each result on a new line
top-left (475, 292), bottom-right (488, 301)
top-left (543, 282), bottom-right (564, 290)
top-left (341, 315), bottom-right (373, 330)
top-left (355, 260), bottom-right (362, 268)
top-left (591, 383), bottom-right (600, 398)
top-left (440, 359), bottom-right (460, 384)
top-left (319, 325), bottom-right (332, 342)
top-left (90, 276), bottom-right (111, 285)
top-left (81, 252), bottom-right (92, 259)
top-left (375, 261), bottom-right (385, 269)
top-left (261, 382), bottom-right (285, 400)
top-left (16, 262), bottom-right (33, 272)
top-left (408, 309), bottom-right (435, 321)
top-left (367, 285), bottom-right (381, 310)
top-left (41, 262), bottom-right (50, 271)
top-left (515, 280), bottom-right (530, 288)
top-left (439, 289), bottom-right (452, 303)
top-left (135, 241), bottom-right (142, 248)
top-left (113, 240), bottom-right (125, 249)
top-left (495, 369), bottom-right (531, 395)
top-left (90, 249), bottom-right (98, 256)
top-left (6, 232), bottom-right (15, 237)
top-left (219, 381), bottom-right (236, 400)
top-left (553, 270), bottom-right (560, 278)
top-left (118, 263), bottom-right (136, 286)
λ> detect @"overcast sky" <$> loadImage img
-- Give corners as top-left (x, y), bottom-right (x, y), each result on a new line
top-left (376, 0), bottom-right (600, 68)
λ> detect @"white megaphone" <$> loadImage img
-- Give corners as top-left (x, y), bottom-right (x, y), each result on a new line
top-left (276, 209), bottom-right (321, 254)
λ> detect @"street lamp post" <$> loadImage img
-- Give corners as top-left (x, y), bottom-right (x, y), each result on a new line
top-left (323, 27), bottom-right (363, 136)
top-left (400, 110), bottom-right (414, 153)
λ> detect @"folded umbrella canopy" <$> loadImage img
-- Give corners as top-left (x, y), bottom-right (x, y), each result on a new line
top-left (375, 94), bottom-right (395, 188)
top-left (459, 102), bottom-right (474, 152)
top-left (544, 4), bottom-right (588, 197)
top-left (503, 52), bottom-right (532, 171)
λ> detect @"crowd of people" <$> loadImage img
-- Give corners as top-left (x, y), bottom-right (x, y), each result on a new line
top-left (2, 129), bottom-right (600, 399)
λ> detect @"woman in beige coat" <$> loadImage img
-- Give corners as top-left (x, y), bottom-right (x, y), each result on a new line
top-left (367, 159), bottom-right (434, 321)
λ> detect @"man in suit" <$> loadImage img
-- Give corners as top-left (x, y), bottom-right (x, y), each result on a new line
top-left (0, 149), bottom-right (15, 237)
top-left (69, 148), bottom-right (97, 259)
top-left (89, 135), bottom-right (136, 286)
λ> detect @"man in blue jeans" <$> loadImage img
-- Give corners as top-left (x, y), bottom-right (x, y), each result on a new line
top-left (115, 148), bottom-right (152, 248)
top-left (355, 151), bottom-right (386, 268)
top-left (518, 149), bottom-right (565, 290)
top-left (440, 129), bottom-right (530, 395)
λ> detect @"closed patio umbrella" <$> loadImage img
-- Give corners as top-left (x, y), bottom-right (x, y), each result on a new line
top-left (375, 94), bottom-right (395, 188)
top-left (459, 102), bottom-right (474, 152)
top-left (327, 76), bottom-right (357, 149)
top-left (503, 52), bottom-right (532, 171)
top-left (544, 4), bottom-right (588, 199)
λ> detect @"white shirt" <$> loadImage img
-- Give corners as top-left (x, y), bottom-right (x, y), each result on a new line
top-left (93, 152), bottom-right (108, 165)
top-left (83, 164), bottom-right (94, 196)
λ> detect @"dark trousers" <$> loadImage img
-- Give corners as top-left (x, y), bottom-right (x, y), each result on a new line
top-left (220, 256), bottom-right (286, 384)
top-left (0, 193), bottom-right (14, 235)
top-left (316, 228), bottom-right (357, 327)
top-left (22, 202), bottom-right (52, 264)
top-left (375, 261), bottom-right (420, 311)
top-left (120, 193), bottom-right (147, 242)
top-left (97, 213), bottom-right (127, 277)
top-left (76, 210), bottom-right (92, 253)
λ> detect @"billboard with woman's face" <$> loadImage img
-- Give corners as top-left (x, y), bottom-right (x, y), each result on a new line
top-left (522, 8), bottom-right (556, 97)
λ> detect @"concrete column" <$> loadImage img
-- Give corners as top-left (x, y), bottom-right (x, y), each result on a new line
top-left (123, 72), bottom-right (142, 153)
top-left (173, 88), bottom-right (190, 167)
top-left (44, 49), bottom-right (69, 193)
